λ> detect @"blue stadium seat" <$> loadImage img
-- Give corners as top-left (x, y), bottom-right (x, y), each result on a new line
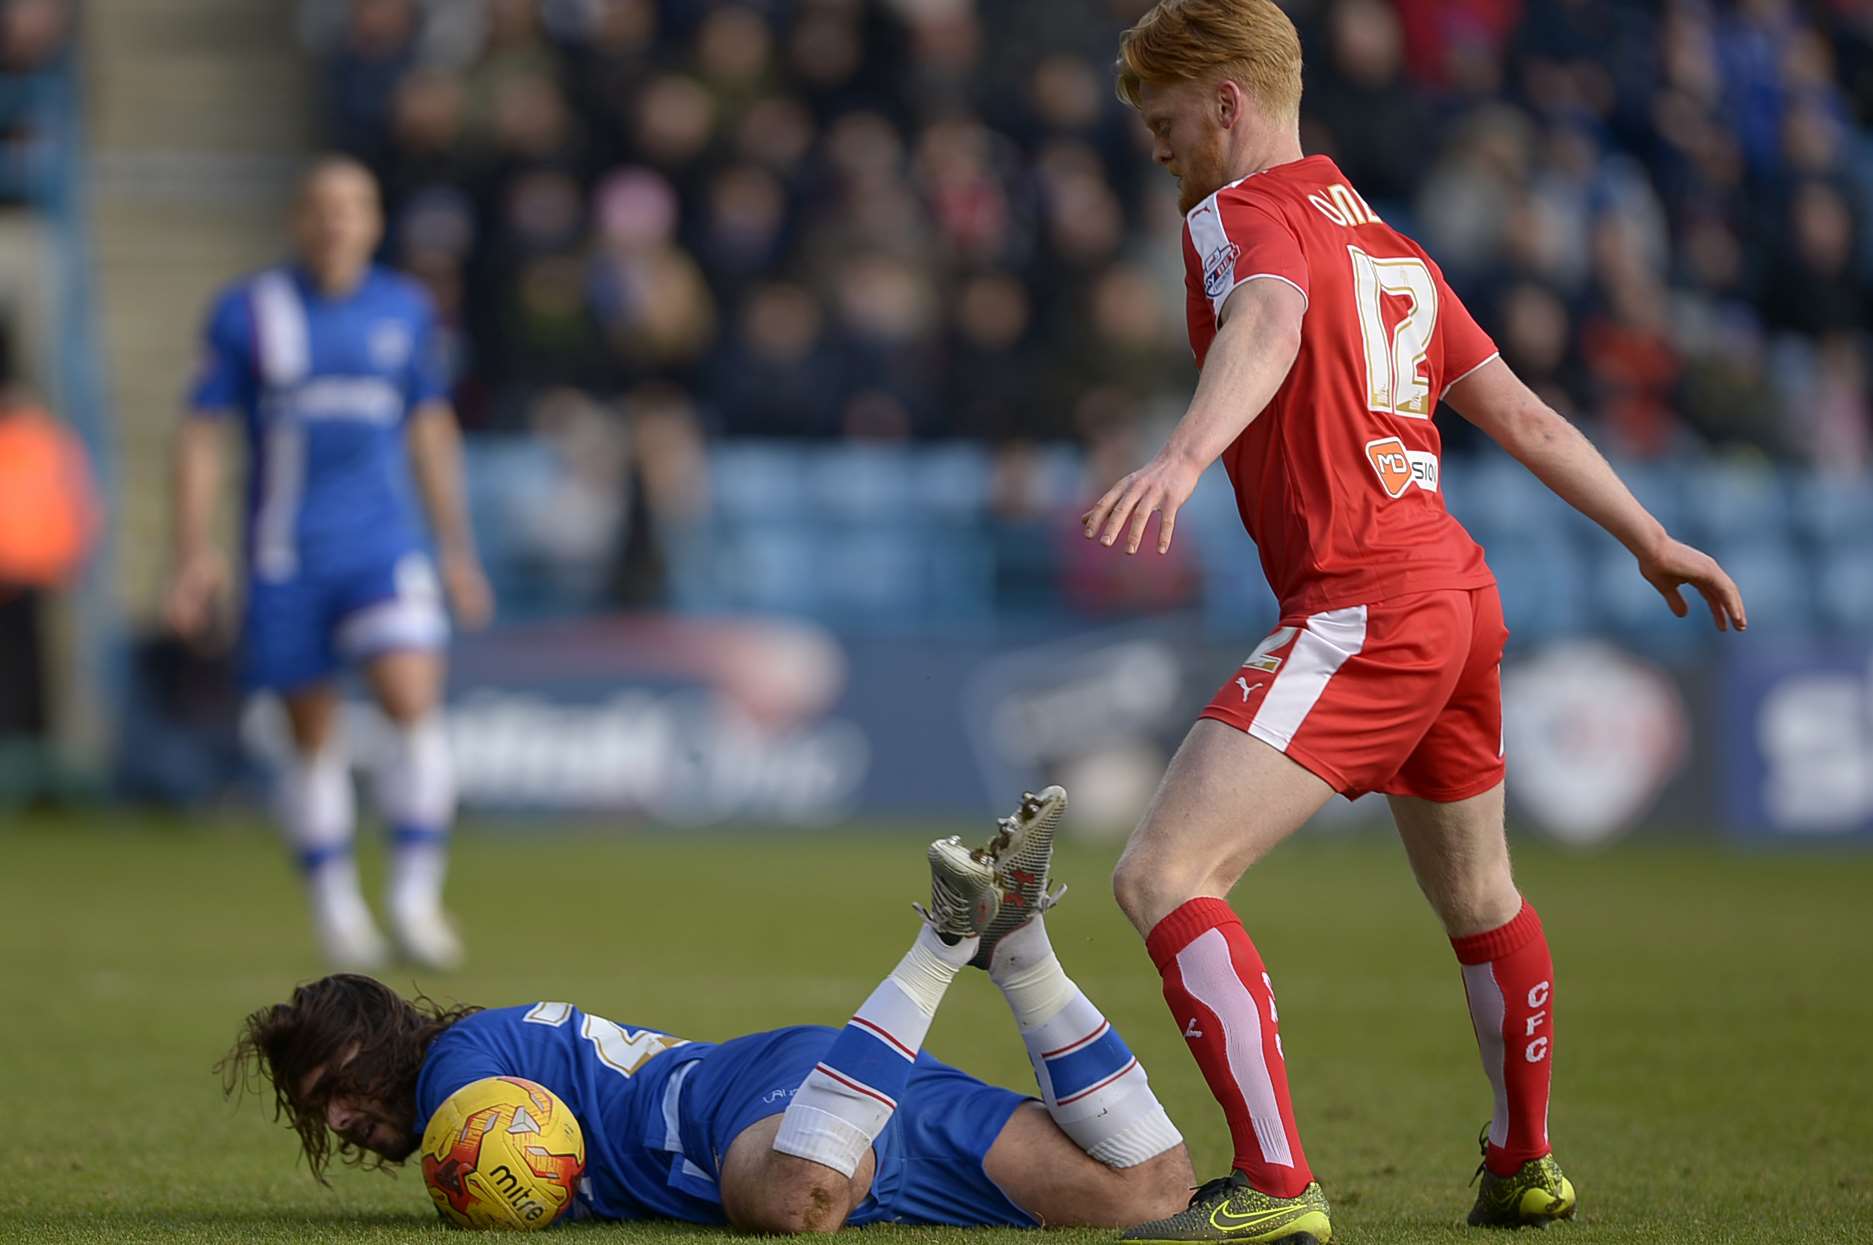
top-left (725, 523), bottom-right (821, 614)
top-left (1789, 474), bottom-right (1873, 546)
top-left (1182, 463), bottom-right (1252, 558)
top-left (924, 524), bottom-right (996, 622)
top-left (911, 444), bottom-right (991, 516)
top-left (820, 526), bottom-right (924, 622)
top-left (1604, 457), bottom-right (1685, 534)
top-left (1708, 539), bottom-right (1811, 636)
top-left (1587, 542), bottom-right (1688, 643)
top-left (1680, 461), bottom-right (1789, 547)
top-left (1028, 445), bottom-right (1087, 511)
top-left (1201, 568), bottom-right (1280, 637)
top-left (1489, 532), bottom-right (1588, 640)
top-left (805, 444), bottom-right (916, 522)
top-left (711, 442), bottom-right (807, 522)
top-left (1446, 453), bottom-right (1585, 541)
top-left (1180, 465), bottom-right (1277, 632)
top-left (683, 447), bottom-right (1848, 647)
top-left (1815, 545), bottom-right (1873, 635)
top-left (463, 438), bottom-right (566, 613)
top-left (659, 523), bottom-right (723, 613)
top-left (815, 522), bottom-right (996, 626)
top-left (1437, 453), bottom-right (1487, 533)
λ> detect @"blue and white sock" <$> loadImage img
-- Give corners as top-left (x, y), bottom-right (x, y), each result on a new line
top-left (991, 916), bottom-right (1183, 1167)
top-left (278, 744), bottom-right (369, 938)
top-left (773, 924), bottom-right (977, 1176)
top-left (374, 715), bottom-right (455, 921)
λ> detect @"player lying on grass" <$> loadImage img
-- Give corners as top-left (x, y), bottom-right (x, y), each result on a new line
top-left (224, 789), bottom-right (1195, 1231)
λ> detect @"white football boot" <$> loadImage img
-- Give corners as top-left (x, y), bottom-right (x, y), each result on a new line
top-left (316, 904), bottom-right (391, 971)
top-left (914, 836), bottom-right (1003, 942)
top-left (969, 786), bottom-right (1069, 969)
top-left (305, 860), bottom-right (390, 969)
top-left (388, 902), bottom-right (465, 973)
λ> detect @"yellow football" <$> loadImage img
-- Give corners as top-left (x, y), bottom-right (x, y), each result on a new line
top-left (420, 1076), bottom-right (585, 1230)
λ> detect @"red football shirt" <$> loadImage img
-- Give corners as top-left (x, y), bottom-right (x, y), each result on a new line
top-left (1182, 154), bottom-right (1498, 616)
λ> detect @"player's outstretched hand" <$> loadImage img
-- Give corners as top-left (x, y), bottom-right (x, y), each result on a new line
top-left (441, 550), bottom-right (494, 631)
top-left (1082, 452), bottom-right (1203, 555)
top-left (163, 550), bottom-right (228, 640)
top-left (1638, 537), bottom-right (1747, 632)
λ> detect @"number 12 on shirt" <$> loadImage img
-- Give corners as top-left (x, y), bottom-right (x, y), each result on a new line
top-left (524, 1000), bottom-right (689, 1079)
top-left (1349, 246), bottom-right (1438, 421)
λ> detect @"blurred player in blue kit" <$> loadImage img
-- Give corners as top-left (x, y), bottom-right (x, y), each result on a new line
top-left (225, 792), bottom-right (1195, 1231)
top-left (165, 157), bottom-right (491, 971)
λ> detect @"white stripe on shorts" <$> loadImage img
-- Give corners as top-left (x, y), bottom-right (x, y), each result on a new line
top-left (1247, 605), bottom-right (1369, 752)
top-left (335, 555), bottom-right (450, 659)
top-left (335, 596), bottom-right (449, 660)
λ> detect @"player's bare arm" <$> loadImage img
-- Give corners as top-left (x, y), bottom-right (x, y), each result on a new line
top-left (164, 413), bottom-right (230, 638)
top-left (407, 400), bottom-right (492, 630)
top-left (1444, 358), bottom-right (1747, 632)
top-left (1082, 277), bottom-right (1304, 555)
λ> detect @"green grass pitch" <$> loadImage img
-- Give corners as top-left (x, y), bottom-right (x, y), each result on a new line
top-left (3, 814), bottom-right (1869, 1244)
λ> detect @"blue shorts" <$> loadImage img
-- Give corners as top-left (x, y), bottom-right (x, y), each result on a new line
top-left (242, 550), bottom-right (448, 691)
top-left (673, 1025), bottom-right (1036, 1228)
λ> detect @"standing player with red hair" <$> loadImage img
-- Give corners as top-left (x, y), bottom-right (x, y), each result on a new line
top-left (1085, 2), bottom-right (1747, 1241)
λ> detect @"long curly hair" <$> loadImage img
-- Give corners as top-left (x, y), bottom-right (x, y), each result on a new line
top-left (219, 974), bottom-right (479, 1182)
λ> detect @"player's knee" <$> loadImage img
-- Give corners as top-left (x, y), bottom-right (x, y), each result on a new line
top-left (1081, 1147), bottom-right (1195, 1226)
top-left (1111, 857), bottom-right (1148, 925)
top-left (722, 1130), bottom-right (860, 1236)
top-left (367, 652), bottom-right (444, 723)
top-left (777, 1177), bottom-right (851, 1235)
top-left (1124, 1146), bottom-right (1198, 1222)
top-left (1423, 857), bottom-right (1519, 936)
top-left (1437, 880), bottom-right (1521, 938)
top-left (1111, 852), bottom-right (1196, 933)
top-left (375, 681), bottom-right (438, 725)
top-left (727, 1165), bottom-right (851, 1235)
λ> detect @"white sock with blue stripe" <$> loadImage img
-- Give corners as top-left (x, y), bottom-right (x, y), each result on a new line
top-left (278, 745), bottom-right (370, 940)
top-left (773, 924), bottom-right (977, 1177)
top-left (990, 916), bottom-right (1183, 1167)
top-left (374, 715), bottom-right (454, 921)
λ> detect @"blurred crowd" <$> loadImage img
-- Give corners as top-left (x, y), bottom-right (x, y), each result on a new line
top-left (0, 0), bottom-right (76, 203)
top-left (0, 0), bottom-right (69, 75)
top-left (302, 0), bottom-right (1873, 473)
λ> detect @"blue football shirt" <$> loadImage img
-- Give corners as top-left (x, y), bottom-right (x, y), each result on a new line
top-left (188, 264), bottom-right (450, 581)
top-left (414, 1004), bottom-right (724, 1223)
top-left (414, 1006), bottom-right (1038, 1229)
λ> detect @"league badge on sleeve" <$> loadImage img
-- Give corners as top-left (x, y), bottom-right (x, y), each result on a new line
top-left (1203, 241), bottom-right (1242, 301)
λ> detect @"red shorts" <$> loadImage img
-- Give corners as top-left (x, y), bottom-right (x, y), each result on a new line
top-left (1200, 586), bottom-right (1508, 801)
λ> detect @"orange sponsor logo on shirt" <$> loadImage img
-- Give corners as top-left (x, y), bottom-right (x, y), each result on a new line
top-left (1366, 436), bottom-right (1415, 498)
top-left (1365, 436), bottom-right (1440, 498)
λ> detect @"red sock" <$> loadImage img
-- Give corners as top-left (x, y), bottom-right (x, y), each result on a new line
top-left (1146, 897), bottom-right (1312, 1197)
top-left (1452, 900), bottom-right (1554, 1176)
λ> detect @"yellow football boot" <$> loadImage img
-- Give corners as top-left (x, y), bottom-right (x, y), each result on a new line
top-left (1122, 1172), bottom-right (1331, 1243)
top-left (1468, 1127), bottom-right (1577, 1228)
